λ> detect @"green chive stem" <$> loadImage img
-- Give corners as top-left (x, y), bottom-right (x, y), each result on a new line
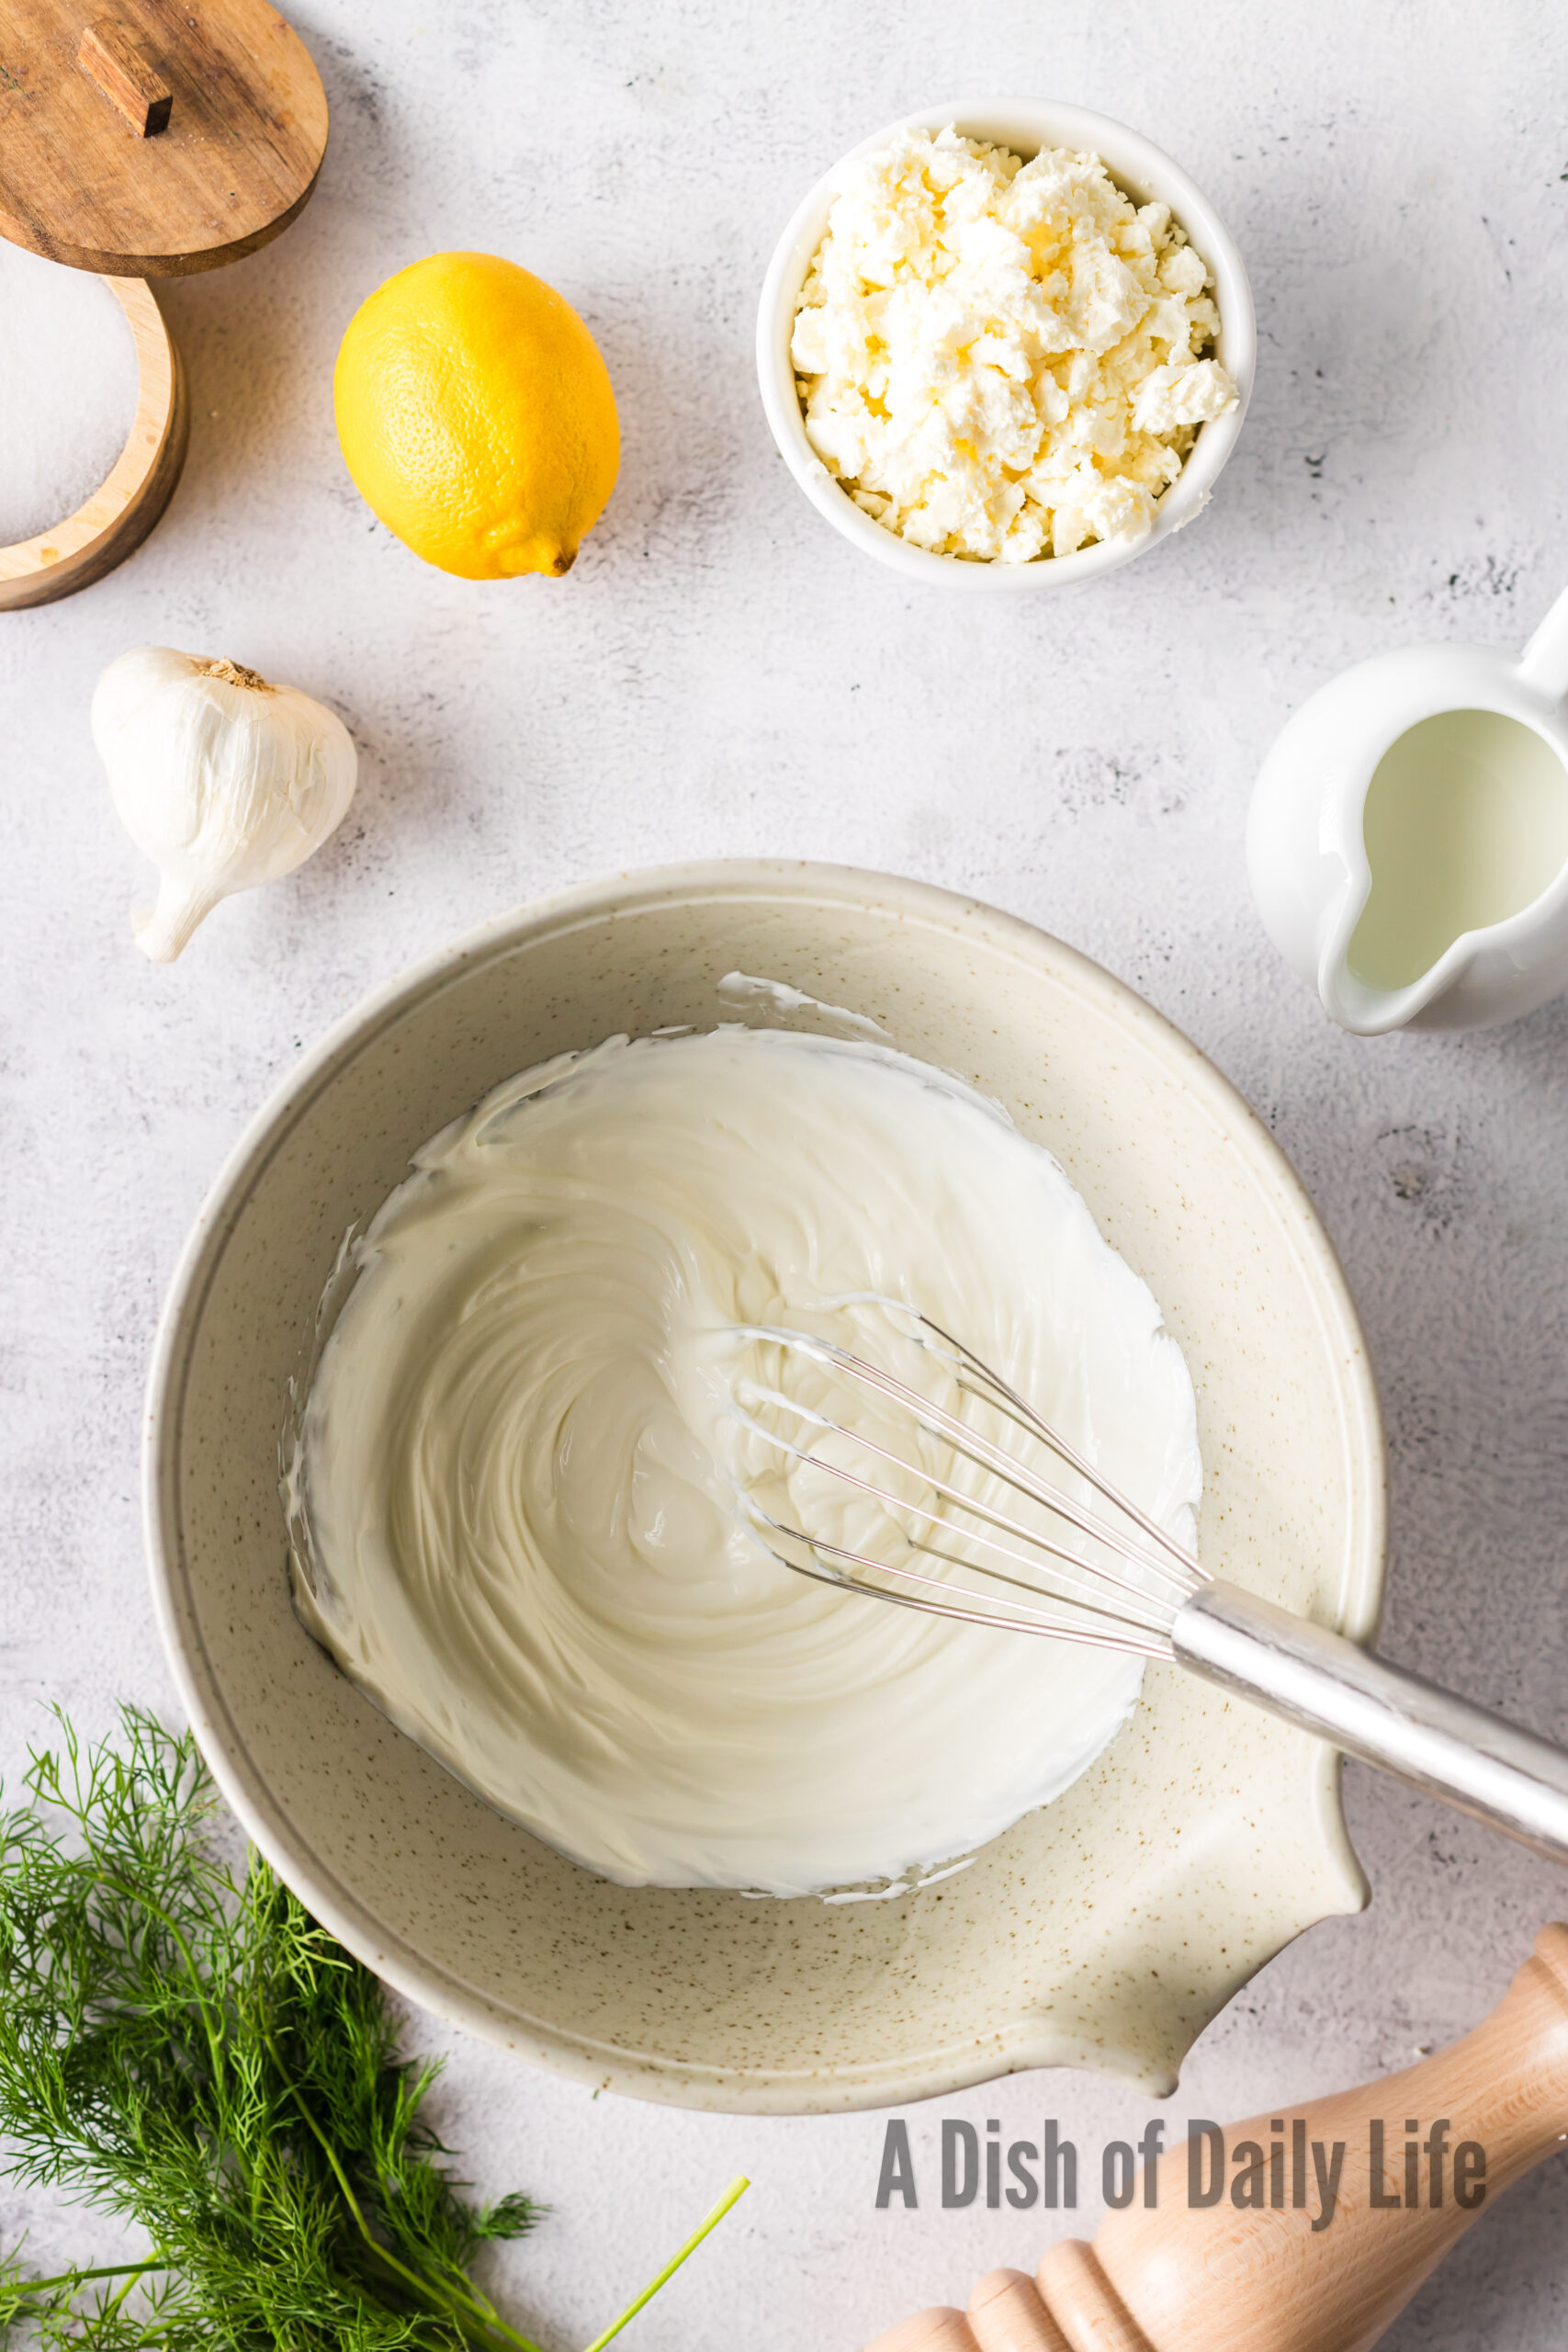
top-left (579, 2176), bottom-right (749, 2352)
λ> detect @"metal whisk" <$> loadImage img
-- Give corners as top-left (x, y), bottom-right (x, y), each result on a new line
top-left (727, 1308), bottom-right (1568, 1869)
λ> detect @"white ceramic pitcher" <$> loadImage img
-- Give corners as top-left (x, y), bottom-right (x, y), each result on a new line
top-left (1247, 585), bottom-right (1568, 1034)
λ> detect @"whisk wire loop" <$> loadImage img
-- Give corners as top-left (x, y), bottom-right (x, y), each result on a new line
top-left (900, 1312), bottom-right (1207, 1586)
top-left (730, 1393), bottom-right (1177, 1638)
top-left (727, 1317), bottom-right (1204, 1643)
top-left (776, 1350), bottom-right (1177, 1588)
top-left (746, 1508), bottom-right (1172, 1657)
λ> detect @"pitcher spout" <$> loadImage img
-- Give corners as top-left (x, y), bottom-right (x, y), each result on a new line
top-left (1316, 920), bottom-right (1471, 1038)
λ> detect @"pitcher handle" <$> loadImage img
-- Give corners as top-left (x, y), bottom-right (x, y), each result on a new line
top-left (1518, 582), bottom-right (1568, 698)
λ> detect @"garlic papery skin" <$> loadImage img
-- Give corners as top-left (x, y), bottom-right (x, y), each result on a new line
top-left (92, 646), bottom-right (359, 962)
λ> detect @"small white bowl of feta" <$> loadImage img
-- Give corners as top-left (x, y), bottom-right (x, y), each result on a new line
top-left (757, 100), bottom-right (1255, 586)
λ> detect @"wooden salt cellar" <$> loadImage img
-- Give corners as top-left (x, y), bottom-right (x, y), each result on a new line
top-left (0, 276), bottom-right (186, 612)
top-left (866, 1922), bottom-right (1568, 2352)
top-left (0, 0), bottom-right (329, 607)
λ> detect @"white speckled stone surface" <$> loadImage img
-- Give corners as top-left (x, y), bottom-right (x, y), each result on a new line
top-left (3, 1), bottom-right (1567, 2343)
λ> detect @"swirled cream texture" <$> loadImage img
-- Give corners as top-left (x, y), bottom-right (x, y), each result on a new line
top-left (291, 1028), bottom-right (1201, 1895)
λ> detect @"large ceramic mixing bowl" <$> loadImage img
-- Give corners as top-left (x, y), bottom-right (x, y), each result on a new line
top-left (146, 862), bottom-right (1384, 2113)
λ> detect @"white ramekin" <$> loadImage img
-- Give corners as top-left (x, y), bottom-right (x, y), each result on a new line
top-left (756, 98), bottom-right (1256, 590)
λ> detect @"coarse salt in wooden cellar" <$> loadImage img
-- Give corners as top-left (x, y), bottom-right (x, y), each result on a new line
top-left (0, 0), bottom-right (329, 610)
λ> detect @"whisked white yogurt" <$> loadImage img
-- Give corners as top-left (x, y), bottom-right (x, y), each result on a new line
top-left (289, 1026), bottom-right (1201, 1895)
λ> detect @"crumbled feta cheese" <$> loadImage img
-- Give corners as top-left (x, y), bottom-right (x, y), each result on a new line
top-left (790, 127), bottom-right (1239, 564)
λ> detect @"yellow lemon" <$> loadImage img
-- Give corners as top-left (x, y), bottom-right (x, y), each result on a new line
top-left (333, 251), bottom-right (619, 580)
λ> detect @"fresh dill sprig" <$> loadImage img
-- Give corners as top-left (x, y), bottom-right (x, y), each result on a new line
top-left (0, 1709), bottom-right (745, 2352)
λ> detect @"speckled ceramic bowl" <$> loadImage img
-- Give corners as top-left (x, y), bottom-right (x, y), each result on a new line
top-left (146, 863), bottom-right (1383, 2113)
top-left (756, 100), bottom-right (1256, 588)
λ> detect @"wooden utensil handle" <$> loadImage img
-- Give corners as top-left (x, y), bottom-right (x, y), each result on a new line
top-left (78, 18), bottom-right (172, 137)
top-left (866, 1923), bottom-right (1568, 2352)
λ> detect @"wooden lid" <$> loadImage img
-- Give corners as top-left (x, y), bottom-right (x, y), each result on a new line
top-left (0, 0), bottom-right (329, 275)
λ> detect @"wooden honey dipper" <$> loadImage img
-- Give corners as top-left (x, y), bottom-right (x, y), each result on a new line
top-left (864, 1923), bottom-right (1568, 2352)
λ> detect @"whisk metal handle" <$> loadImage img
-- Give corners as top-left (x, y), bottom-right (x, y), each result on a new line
top-left (1172, 1580), bottom-right (1568, 1867)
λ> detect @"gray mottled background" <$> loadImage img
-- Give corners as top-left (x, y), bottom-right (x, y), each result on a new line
top-left (4, 0), bottom-right (1568, 2343)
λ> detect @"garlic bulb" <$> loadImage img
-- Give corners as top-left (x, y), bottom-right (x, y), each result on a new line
top-left (92, 646), bottom-right (358, 961)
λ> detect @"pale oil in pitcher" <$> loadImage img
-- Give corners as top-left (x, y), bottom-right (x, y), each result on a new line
top-left (1348, 709), bottom-right (1568, 991)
